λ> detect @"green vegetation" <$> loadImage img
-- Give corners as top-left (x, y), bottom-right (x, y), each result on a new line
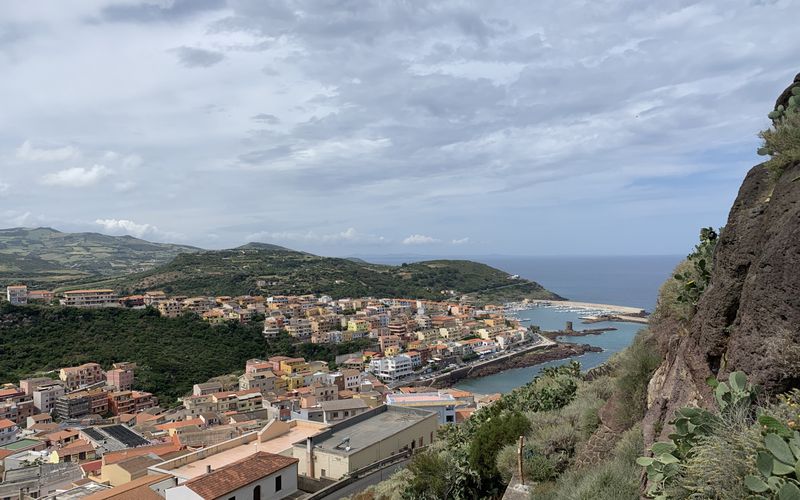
top-left (71, 247), bottom-right (560, 304)
top-left (0, 227), bottom-right (198, 288)
top-left (0, 303), bottom-right (370, 405)
top-left (759, 84), bottom-right (800, 178)
top-left (612, 329), bottom-right (663, 429)
top-left (673, 227), bottom-right (718, 308)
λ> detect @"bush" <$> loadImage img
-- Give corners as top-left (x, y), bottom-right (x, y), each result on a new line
top-left (537, 425), bottom-right (643, 500)
top-left (759, 90), bottom-right (800, 178)
top-left (495, 443), bottom-right (556, 483)
top-left (671, 409), bottom-right (760, 500)
top-left (613, 330), bottom-right (662, 429)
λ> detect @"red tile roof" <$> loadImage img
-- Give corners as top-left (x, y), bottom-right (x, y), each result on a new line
top-left (102, 439), bottom-right (182, 465)
top-left (184, 451), bottom-right (298, 499)
top-left (84, 473), bottom-right (171, 500)
top-left (0, 418), bottom-right (16, 430)
top-left (155, 418), bottom-right (203, 431)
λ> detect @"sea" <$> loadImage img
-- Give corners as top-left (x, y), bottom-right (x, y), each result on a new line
top-left (361, 254), bottom-right (683, 394)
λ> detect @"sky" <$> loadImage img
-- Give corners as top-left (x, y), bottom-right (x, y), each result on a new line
top-left (0, 1), bottom-right (797, 257)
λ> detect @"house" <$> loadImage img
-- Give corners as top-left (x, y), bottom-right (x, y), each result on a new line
top-left (0, 418), bottom-right (19, 445)
top-left (49, 439), bottom-right (97, 463)
top-left (28, 290), bottom-right (54, 303)
top-left (193, 382), bottom-right (223, 396)
top-left (83, 473), bottom-right (177, 500)
top-left (317, 399), bottom-right (369, 424)
top-left (164, 451), bottom-right (299, 500)
top-left (292, 405), bottom-right (438, 480)
top-left (369, 355), bottom-right (413, 383)
top-left (106, 367), bottom-right (135, 391)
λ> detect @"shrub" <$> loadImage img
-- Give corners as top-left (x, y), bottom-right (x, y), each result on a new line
top-left (671, 408), bottom-right (760, 500)
top-left (495, 443), bottom-right (556, 483)
top-left (537, 425), bottom-right (643, 500)
top-left (759, 86), bottom-right (800, 178)
top-left (613, 329), bottom-right (662, 430)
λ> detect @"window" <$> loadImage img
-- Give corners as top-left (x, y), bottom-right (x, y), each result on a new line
top-left (253, 485), bottom-right (261, 500)
top-left (446, 415), bottom-right (454, 423)
top-left (275, 474), bottom-right (282, 491)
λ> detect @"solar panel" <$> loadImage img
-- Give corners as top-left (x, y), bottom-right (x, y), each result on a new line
top-left (100, 425), bottom-right (149, 448)
top-left (82, 428), bottom-right (105, 442)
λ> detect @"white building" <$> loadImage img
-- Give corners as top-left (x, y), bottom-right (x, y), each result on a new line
top-left (0, 418), bottom-right (19, 445)
top-left (165, 451), bottom-right (298, 500)
top-left (370, 355), bottom-right (413, 383)
top-left (33, 383), bottom-right (65, 414)
top-left (6, 285), bottom-right (27, 305)
top-left (386, 392), bottom-right (457, 425)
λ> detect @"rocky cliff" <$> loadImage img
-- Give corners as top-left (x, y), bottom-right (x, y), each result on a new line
top-left (644, 73), bottom-right (800, 446)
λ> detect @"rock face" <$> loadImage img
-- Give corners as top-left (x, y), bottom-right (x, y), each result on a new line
top-left (644, 74), bottom-right (800, 445)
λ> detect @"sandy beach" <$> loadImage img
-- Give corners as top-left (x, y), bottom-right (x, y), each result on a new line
top-left (527, 299), bottom-right (647, 316)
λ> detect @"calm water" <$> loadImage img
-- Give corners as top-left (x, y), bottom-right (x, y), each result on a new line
top-left (454, 306), bottom-right (645, 394)
top-left (360, 254), bottom-right (681, 394)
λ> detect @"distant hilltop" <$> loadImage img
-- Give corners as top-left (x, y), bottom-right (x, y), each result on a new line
top-left (0, 227), bottom-right (562, 305)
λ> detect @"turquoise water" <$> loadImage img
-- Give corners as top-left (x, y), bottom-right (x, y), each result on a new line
top-left (453, 306), bottom-right (645, 394)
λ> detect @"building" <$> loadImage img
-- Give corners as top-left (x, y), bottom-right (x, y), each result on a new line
top-left (165, 451), bottom-right (299, 500)
top-left (27, 290), bottom-right (54, 303)
top-left (55, 389), bottom-right (108, 419)
top-left (59, 362), bottom-right (105, 390)
top-left (316, 399), bottom-right (369, 424)
top-left (20, 377), bottom-right (55, 395)
top-left (6, 285), bottom-right (27, 305)
top-left (370, 355), bottom-right (413, 383)
top-left (292, 405), bottom-right (438, 480)
top-left (0, 397), bottom-right (35, 426)
top-left (239, 372), bottom-right (278, 394)
top-left (33, 383), bottom-right (65, 414)
top-left (106, 367), bottom-right (134, 391)
top-left (108, 391), bottom-right (157, 415)
top-left (60, 289), bottom-right (120, 308)
top-left (158, 299), bottom-right (183, 318)
top-left (0, 418), bottom-right (19, 445)
top-left (192, 382), bottom-right (223, 396)
top-left (386, 392), bottom-right (457, 425)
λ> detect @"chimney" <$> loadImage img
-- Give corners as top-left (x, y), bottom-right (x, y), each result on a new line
top-left (206, 465), bottom-right (212, 474)
top-left (306, 437), bottom-right (314, 478)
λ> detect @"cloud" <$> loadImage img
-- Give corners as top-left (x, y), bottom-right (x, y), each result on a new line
top-left (94, 218), bottom-right (154, 238)
top-left (99, 0), bottom-right (226, 24)
top-left (403, 234), bottom-right (440, 245)
top-left (251, 113), bottom-right (280, 124)
top-left (41, 165), bottom-right (110, 187)
top-left (171, 46), bottom-right (225, 67)
top-left (0, 180), bottom-right (9, 195)
top-left (246, 227), bottom-right (386, 245)
top-left (451, 237), bottom-right (470, 245)
top-left (16, 140), bottom-right (80, 162)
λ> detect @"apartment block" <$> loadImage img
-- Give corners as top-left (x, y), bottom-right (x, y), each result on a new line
top-left (60, 289), bottom-right (120, 308)
top-left (59, 363), bottom-right (105, 391)
top-left (33, 383), bottom-right (65, 414)
top-left (106, 367), bottom-right (134, 391)
top-left (6, 285), bottom-right (27, 305)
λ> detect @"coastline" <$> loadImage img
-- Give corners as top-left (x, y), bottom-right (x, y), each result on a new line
top-left (526, 299), bottom-right (646, 316)
top-left (409, 342), bottom-right (602, 390)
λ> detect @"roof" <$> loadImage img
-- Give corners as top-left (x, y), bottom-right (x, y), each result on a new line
top-left (0, 418), bottom-right (16, 430)
top-left (114, 454), bottom-right (161, 474)
top-left (30, 413), bottom-right (52, 422)
top-left (47, 429), bottom-right (80, 441)
top-left (0, 438), bottom-right (41, 451)
top-left (103, 439), bottom-right (182, 465)
top-left (183, 452), bottom-right (298, 499)
top-left (63, 289), bottom-right (115, 295)
top-left (83, 473), bottom-right (172, 500)
top-left (301, 406), bottom-right (436, 457)
top-left (56, 440), bottom-right (95, 457)
top-left (386, 392), bottom-right (456, 407)
top-left (155, 418), bottom-right (203, 431)
top-left (81, 459), bottom-right (103, 473)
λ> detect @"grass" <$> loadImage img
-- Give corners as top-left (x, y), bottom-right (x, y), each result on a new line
top-left (536, 425), bottom-right (643, 500)
top-left (611, 329), bottom-right (662, 430)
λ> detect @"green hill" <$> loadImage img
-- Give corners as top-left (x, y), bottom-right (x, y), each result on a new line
top-left (0, 302), bottom-right (370, 405)
top-left (0, 227), bottom-right (199, 287)
top-left (72, 247), bottom-right (561, 303)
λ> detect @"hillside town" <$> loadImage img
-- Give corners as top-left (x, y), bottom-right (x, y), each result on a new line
top-left (0, 284), bottom-right (545, 499)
